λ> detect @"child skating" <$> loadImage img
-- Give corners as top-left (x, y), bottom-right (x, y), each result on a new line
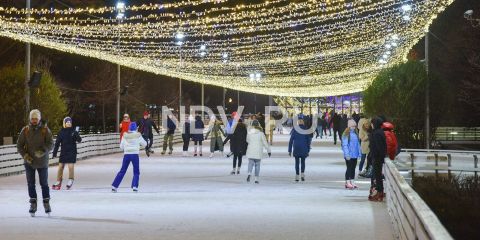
top-left (245, 120), bottom-right (271, 184)
top-left (111, 122), bottom-right (147, 192)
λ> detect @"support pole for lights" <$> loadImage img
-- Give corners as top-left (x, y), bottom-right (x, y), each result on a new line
top-left (25, 0), bottom-right (31, 120)
top-left (237, 90), bottom-right (240, 109)
top-left (201, 84), bottom-right (205, 120)
top-left (425, 31), bottom-right (430, 149)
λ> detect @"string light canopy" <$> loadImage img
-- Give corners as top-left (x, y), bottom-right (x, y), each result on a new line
top-left (0, 0), bottom-right (453, 97)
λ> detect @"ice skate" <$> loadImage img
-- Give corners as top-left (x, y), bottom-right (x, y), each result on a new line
top-left (111, 187), bottom-right (117, 193)
top-left (168, 150), bottom-right (173, 155)
top-left (66, 179), bottom-right (74, 190)
top-left (246, 175), bottom-right (251, 182)
top-left (301, 173), bottom-right (305, 182)
top-left (132, 187), bottom-right (138, 192)
top-left (254, 177), bottom-right (259, 184)
top-left (29, 198), bottom-right (37, 217)
top-left (43, 198), bottom-right (51, 217)
top-left (230, 169), bottom-right (236, 175)
top-left (52, 180), bottom-right (62, 190)
top-left (345, 182), bottom-right (354, 190)
top-left (145, 149), bottom-right (150, 157)
top-left (351, 181), bottom-right (358, 189)
top-left (161, 151), bottom-right (166, 155)
top-left (209, 152), bottom-right (214, 158)
top-left (295, 175), bottom-right (300, 182)
top-left (236, 168), bottom-right (240, 175)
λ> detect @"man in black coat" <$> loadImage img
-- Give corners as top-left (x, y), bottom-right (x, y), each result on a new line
top-left (331, 112), bottom-right (341, 145)
top-left (369, 117), bottom-right (387, 202)
top-left (137, 111), bottom-right (160, 157)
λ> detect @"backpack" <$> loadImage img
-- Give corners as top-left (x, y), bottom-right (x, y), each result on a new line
top-left (382, 122), bottom-right (398, 160)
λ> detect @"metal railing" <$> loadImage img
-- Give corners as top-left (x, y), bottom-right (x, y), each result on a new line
top-left (434, 127), bottom-right (480, 144)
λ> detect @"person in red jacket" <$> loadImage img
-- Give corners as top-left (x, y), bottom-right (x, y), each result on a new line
top-left (382, 122), bottom-right (398, 161)
top-left (119, 114), bottom-right (131, 140)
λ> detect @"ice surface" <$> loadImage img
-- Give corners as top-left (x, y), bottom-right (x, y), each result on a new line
top-left (0, 132), bottom-right (393, 240)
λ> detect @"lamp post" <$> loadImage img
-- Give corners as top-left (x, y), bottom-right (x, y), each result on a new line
top-left (25, 0), bottom-right (31, 121)
top-left (175, 32), bottom-right (185, 113)
top-left (115, 1), bottom-right (125, 133)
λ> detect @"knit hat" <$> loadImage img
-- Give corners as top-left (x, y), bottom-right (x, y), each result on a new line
top-left (129, 122), bottom-right (137, 132)
top-left (252, 119), bottom-right (260, 127)
top-left (63, 117), bottom-right (72, 128)
top-left (29, 109), bottom-right (41, 121)
top-left (348, 119), bottom-right (357, 128)
top-left (143, 111), bottom-right (150, 117)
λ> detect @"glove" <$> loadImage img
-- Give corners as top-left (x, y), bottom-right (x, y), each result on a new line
top-left (288, 152), bottom-right (292, 157)
top-left (268, 152), bottom-right (271, 157)
top-left (24, 153), bottom-right (33, 165)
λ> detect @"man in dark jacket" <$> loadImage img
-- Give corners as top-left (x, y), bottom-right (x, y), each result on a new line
top-left (17, 109), bottom-right (54, 216)
top-left (137, 111), bottom-right (160, 157)
top-left (162, 115), bottom-right (176, 155)
top-left (369, 117), bottom-right (387, 202)
top-left (331, 112), bottom-right (341, 145)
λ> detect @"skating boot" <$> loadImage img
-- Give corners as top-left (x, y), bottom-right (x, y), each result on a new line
top-left (168, 150), bottom-right (173, 155)
top-left (111, 187), bottom-right (117, 193)
top-left (66, 179), bottom-right (74, 190)
top-left (29, 198), bottom-right (37, 217)
top-left (295, 175), bottom-right (300, 182)
top-left (351, 181), bottom-right (358, 189)
top-left (43, 198), bottom-right (51, 217)
top-left (209, 153), bottom-right (214, 158)
top-left (345, 182), bottom-right (354, 190)
top-left (246, 175), bottom-right (251, 182)
top-left (301, 173), bottom-right (305, 182)
top-left (132, 187), bottom-right (138, 192)
top-left (194, 147), bottom-right (198, 157)
top-left (146, 149), bottom-right (150, 157)
top-left (254, 177), bottom-right (259, 184)
top-left (236, 167), bottom-right (240, 175)
top-left (161, 151), bottom-right (166, 155)
top-left (52, 180), bottom-right (62, 190)
top-left (230, 169), bottom-right (236, 175)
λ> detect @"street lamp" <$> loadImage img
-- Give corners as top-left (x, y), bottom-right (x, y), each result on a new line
top-left (464, 10), bottom-right (480, 27)
top-left (175, 31), bottom-right (185, 111)
top-left (115, 1), bottom-right (125, 133)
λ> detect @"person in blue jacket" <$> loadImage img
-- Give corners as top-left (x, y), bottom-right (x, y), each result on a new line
top-left (342, 119), bottom-right (362, 190)
top-left (52, 117), bottom-right (82, 190)
top-left (288, 118), bottom-right (312, 182)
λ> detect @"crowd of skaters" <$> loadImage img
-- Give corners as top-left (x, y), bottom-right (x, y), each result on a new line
top-left (16, 107), bottom-right (397, 217)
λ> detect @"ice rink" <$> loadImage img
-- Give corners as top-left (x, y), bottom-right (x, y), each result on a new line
top-left (0, 132), bottom-right (393, 240)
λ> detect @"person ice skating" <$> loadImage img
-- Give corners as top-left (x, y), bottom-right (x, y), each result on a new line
top-left (162, 114), bottom-right (176, 155)
top-left (137, 111), bottom-right (160, 157)
top-left (191, 115), bottom-right (205, 156)
top-left (182, 115), bottom-right (192, 157)
top-left (341, 120), bottom-right (362, 189)
top-left (17, 109), bottom-right (54, 217)
top-left (358, 117), bottom-right (371, 177)
top-left (205, 117), bottom-right (226, 158)
top-left (331, 112), bottom-right (341, 144)
top-left (368, 117), bottom-right (387, 201)
top-left (288, 118), bottom-right (312, 182)
top-left (245, 120), bottom-right (271, 184)
top-left (266, 117), bottom-right (275, 145)
top-left (52, 117), bottom-right (82, 190)
top-left (230, 118), bottom-right (247, 175)
top-left (119, 113), bottom-right (131, 140)
top-left (112, 122), bottom-right (147, 193)
top-left (223, 112), bottom-right (238, 157)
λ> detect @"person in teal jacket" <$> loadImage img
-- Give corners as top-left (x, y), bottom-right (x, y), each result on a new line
top-left (341, 119), bottom-right (362, 190)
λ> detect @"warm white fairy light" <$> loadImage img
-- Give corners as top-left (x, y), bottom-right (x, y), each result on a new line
top-left (0, 0), bottom-right (454, 97)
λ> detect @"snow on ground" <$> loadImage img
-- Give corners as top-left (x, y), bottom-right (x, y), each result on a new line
top-left (0, 132), bottom-right (393, 240)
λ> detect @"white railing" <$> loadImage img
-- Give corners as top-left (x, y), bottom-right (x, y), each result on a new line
top-left (0, 132), bottom-right (183, 177)
top-left (385, 161), bottom-right (453, 240)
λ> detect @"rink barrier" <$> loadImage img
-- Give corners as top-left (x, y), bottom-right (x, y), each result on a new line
top-left (0, 132), bottom-right (183, 177)
top-left (385, 161), bottom-right (453, 240)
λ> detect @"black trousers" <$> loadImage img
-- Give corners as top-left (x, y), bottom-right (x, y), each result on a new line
top-left (372, 157), bottom-right (384, 192)
top-left (233, 154), bottom-right (243, 168)
top-left (345, 158), bottom-right (358, 180)
top-left (333, 128), bottom-right (341, 144)
top-left (295, 157), bottom-right (306, 175)
top-left (142, 135), bottom-right (153, 151)
top-left (182, 135), bottom-right (190, 151)
top-left (25, 164), bottom-right (50, 199)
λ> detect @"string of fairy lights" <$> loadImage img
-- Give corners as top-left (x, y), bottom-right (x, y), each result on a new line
top-left (0, 0), bottom-right (453, 97)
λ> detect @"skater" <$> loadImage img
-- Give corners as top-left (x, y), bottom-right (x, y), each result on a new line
top-left (182, 115), bottom-right (192, 157)
top-left (331, 112), bottom-right (341, 144)
top-left (245, 120), bottom-right (271, 184)
top-left (223, 112), bottom-right (238, 157)
top-left (52, 117), bottom-right (82, 190)
top-left (191, 115), bottom-right (205, 156)
top-left (229, 118), bottom-right (248, 175)
top-left (137, 111), bottom-right (160, 157)
top-left (17, 109), bottom-right (54, 217)
top-left (112, 122), bottom-right (147, 192)
top-left (288, 118), bottom-right (312, 182)
top-left (162, 114), bottom-right (176, 155)
top-left (358, 117), bottom-right (371, 177)
top-left (341, 120), bottom-right (362, 189)
top-left (205, 117), bottom-right (226, 158)
top-left (368, 117), bottom-right (387, 201)
top-left (119, 113), bottom-right (131, 140)
top-left (266, 117), bottom-right (275, 145)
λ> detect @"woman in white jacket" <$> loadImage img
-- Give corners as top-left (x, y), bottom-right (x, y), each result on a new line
top-left (111, 122), bottom-right (147, 192)
top-left (246, 120), bottom-right (271, 184)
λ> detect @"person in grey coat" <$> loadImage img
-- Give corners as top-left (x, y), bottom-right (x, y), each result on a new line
top-left (17, 109), bottom-right (54, 217)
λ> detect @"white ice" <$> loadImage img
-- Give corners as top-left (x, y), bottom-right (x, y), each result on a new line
top-left (0, 132), bottom-right (393, 240)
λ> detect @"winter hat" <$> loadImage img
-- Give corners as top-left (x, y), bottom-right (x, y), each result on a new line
top-left (29, 109), bottom-right (41, 121)
top-left (348, 119), bottom-right (357, 128)
top-left (63, 117), bottom-right (72, 128)
top-left (252, 119), bottom-right (260, 127)
top-left (143, 111), bottom-right (150, 117)
top-left (129, 122), bottom-right (138, 132)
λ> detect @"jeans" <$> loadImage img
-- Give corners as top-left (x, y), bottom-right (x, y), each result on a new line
top-left (182, 135), bottom-right (190, 151)
top-left (345, 158), bottom-right (358, 180)
top-left (233, 154), bottom-right (243, 168)
top-left (316, 126), bottom-right (323, 138)
top-left (142, 135), bottom-right (150, 152)
top-left (248, 158), bottom-right (261, 177)
top-left (359, 153), bottom-right (367, 171)
top-left (25, 164), bottom-right (50, 199)
top-left (163, 134), bottom-right (174, 151)
top-left (112, 154), bottom-right (140, 188)
top-left (295, 157), bottom-right (306, 175)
